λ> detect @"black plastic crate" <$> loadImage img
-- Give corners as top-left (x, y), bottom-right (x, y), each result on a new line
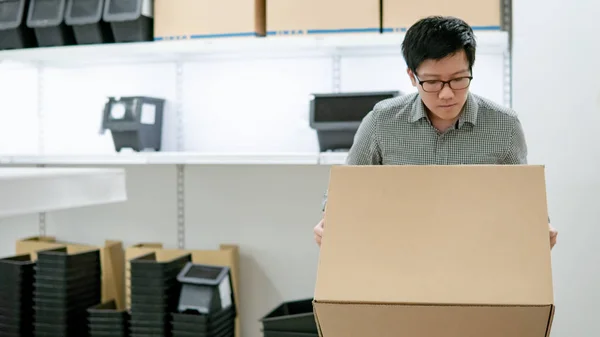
top-left (260, 299), bottom-right (317, 334)
top-left (36, 247), bottom-right (100, 265)
top-left (87, 300), bottom-right (129, 321)
top-left (0, 254), bottom-right (35, 337)
top-left (64, 0), bottom-right (113, 44)
top-left (26, 0), bottom-right (75, 46)
top-left (88, 301), bottom-right (129, 337)
top-left (103, 0), bottom-right (152, 42)
top-left (0, 0), bottom-right (37, 49)
top-left (171, 306), bottom-right (235, 334)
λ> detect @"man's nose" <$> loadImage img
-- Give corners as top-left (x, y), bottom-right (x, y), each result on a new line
top-left (438, 84), bottom-right (454, 100)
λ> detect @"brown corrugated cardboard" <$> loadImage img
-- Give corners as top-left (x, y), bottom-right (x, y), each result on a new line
top-left (382, 0), bottom-right (502, 33)
top-left (154, 0), bottom-right (266, 40)
top-left (125, 243), bottom-right (242, 337)
top-left (16, 236), bottom-right (126, 309)
top-left (314, 165), bottom-right (554, 337)
top-left (267, 0), bottom-right (380, 36)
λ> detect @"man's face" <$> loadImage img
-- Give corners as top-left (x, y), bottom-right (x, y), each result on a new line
top-left (408, 50), bottom-right (472, 122)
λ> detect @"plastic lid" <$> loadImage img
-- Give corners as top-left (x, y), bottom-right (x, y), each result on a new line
top-left (65, 0), bottom-right (103, 25)
top-left (0, 0), bottom-right (25, 30)
top-left (26, 0), bottom-right (67, 28)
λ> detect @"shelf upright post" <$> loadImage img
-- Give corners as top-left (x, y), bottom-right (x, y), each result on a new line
top-left (36, 62), bottom-right (47, 236)
top-left (175, 60), bottom-right (186, 249)
top-left (502, 0), bottom-right (513, 108)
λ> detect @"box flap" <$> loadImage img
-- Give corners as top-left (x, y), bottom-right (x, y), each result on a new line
top-left (315, 165), bottom-right (553, 306)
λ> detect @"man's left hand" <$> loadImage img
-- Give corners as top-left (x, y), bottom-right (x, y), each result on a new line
top-left (549, 224), bottom-right (558, 249)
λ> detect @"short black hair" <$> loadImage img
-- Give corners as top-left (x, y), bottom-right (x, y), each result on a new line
top-left (401, 16), bottom-right (477, 73)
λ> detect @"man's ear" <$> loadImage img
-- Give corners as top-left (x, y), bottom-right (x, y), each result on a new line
top-left (407, 68), bottom-right (417, 87)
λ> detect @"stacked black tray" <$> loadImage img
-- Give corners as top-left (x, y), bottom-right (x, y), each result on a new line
top-left (33, 247), bottom-right (102, 337)
top-left (88, 300), bottom-right (129, 337)
top-left (260, 299), bottom-right (319, 337)
top-left (0, 254), bottom-right (36, 337)
top-left (129, 252), bottom-right (191, 337)
top-left (171, 305), bottom-right (236, 337)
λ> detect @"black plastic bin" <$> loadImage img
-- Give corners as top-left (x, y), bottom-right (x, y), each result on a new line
top-left (26, 0), bottom-right (75, 47)
top-left (103, 0), bottom-right (152, 42)
top-left (100, 96), bottom-right (166, 152)
top-left (260, 299), bottom-right (318, 334)
top-left (0, 0), bottom-right (38, 49)
top-left (65, 0), bottom-right (113, 44)
top-left (33, 247), bottom-right (102, 337)
top-left (0, 253), bottom-right (35, 337)
top-left (129, 252), bottom-right (192, 337)
top-left (87, 300), bottom-right (130, 337)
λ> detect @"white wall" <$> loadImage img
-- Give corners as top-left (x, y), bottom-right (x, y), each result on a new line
top-left (513, 1), bottom-right (600, 336)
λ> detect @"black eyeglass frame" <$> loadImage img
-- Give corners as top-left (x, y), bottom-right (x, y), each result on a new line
top-left (414, 74), bottom-right (474, 93)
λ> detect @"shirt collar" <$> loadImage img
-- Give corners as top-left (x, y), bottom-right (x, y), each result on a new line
top-left (410, 92), bottom-right (479, 128)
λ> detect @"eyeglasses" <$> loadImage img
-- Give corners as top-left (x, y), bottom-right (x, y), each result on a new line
top-left (415, 75), bottom-right (473, 93)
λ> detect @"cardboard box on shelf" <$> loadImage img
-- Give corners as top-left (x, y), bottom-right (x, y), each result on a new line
top-left (382, 0), bottom-right (503, 33)
top-left (314, 165), bottom-right (554, 337)
top-left (267, 0), bottom-right (380, 36)
top-left (154, 0), bottom-right (266, 40)
top-left (16, 236), bottom-right (126, 310)
top-left (125, 242), bottom-right (242, 337)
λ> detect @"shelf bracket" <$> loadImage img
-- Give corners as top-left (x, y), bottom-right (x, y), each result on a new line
top-left (501, 0), bottom-right (513, 108)
top-left (176, 61), bottom-right (185, 152)
top-left (36, 64), bottom-right (47, 237)
top-left (176, 164), bottom-right (185, 249)
top-left (332, 53), bottom-right (341, 93)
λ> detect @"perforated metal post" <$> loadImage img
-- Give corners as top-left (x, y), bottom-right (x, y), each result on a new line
top-left (332, 54), bottom-right (341, 93)
top-left (37, 64), bottom-right (47, 236)
top-left (175, 61), bottom-right (186, 249)
top-left (176, 61), bottom-right (185, 152)
top-left (176, 164), bottom-right (185, 249)
top-left (501, 0), bottom-right (513, 108)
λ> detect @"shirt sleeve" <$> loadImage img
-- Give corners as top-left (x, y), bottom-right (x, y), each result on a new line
top-left (502, 117), bottom-right (528, 164)
top-left (321, 111), bottom-right (382, 211)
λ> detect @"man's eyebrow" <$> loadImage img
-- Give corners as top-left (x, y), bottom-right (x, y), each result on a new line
top-left (419, 69), bottom-right (471, 78)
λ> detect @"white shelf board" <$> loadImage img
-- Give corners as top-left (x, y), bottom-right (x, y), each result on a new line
top-left (0, 31), bottom-right (508, 67)
top-left (0, 153), bottom-right (321, 165)
top-left (318, 152), bottom-right (349, 165)
top-left (0, 167), bottom-right (127, 219)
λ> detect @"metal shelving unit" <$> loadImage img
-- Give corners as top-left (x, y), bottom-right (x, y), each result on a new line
top-left (0, 10), bottom-right (512, 247)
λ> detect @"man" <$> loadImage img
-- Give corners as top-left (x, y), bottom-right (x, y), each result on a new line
top-left (313, 16), bottom-right (558, 249)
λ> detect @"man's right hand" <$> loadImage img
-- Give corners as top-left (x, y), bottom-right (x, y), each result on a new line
top-left (314, 218), bottom-right (325, 247)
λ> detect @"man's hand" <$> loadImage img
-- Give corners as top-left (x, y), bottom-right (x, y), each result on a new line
top-left (314, 218), bottom-right (325, 247)
top-left (549, 223), bottom-right (558, 249)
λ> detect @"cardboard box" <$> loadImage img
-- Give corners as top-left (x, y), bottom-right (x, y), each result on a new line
top-left (154, 0), bottom-right (266, 40)
top-left (16, 236), bottom-right (126, 310)
top-left (267, 0), bottom-right (380, 36)
top-left (125, 243), bottom-right (242, 337)
top-left (314, 165), bottom-right (554, 337)
top-left (383, 0), bottom-right (502, 33)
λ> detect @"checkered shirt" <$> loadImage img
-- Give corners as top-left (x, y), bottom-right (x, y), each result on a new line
top-left (321, 92), bottom-right (528, 211)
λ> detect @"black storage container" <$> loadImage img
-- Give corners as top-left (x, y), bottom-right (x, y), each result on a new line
top-left (103, 0), bottom-right (152, 42)
top-left (33, 247), bottom-right (102, 337)
top-left (0, 254), bottom-right (36, 337)
top-left (260, 299), bottom-right (318, 335)
top-left (129, 252), bottom-right (191, 337)
top-left (101, 96), bottom-right (166, 152)
top-left (26, 0), bottom-right (75, 47)
top-left (65, 0), bottom-right (113, 44)
top-left (0, 0), bottom-right (38, 49)
top-left (87, 300), bottom-right (130, 337)
top-left (309, 91), bottom-right (401, 152)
